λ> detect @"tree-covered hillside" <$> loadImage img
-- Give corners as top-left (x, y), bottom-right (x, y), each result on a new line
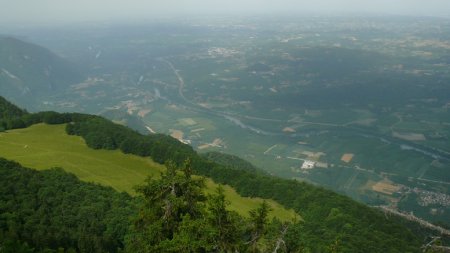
top-left (0, 96), bottom-right (426, 252)
top-left (61, 111), bottom-right (423, 252)
top-left (201, 152), bottom-right (260, 173)
top-left (0, 96), bottom-right (27, 126)
top-left (0, 158), bottom-right (135, 253)
top-left (0, 157), bottom-right (300, 253)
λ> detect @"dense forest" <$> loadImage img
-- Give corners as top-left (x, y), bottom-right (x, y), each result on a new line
top-left (0, 96), bottom-right (27, 131)
top-left (0, 96), bottom-right (430, 252)
top-left (201, 152), bottom-right (259, 174)
top-left (0, 158), bottom-right (135, 252)
top-left (0, 158), bottom-right (301, 253)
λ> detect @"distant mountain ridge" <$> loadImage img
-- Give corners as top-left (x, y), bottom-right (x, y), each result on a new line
top-left (0, 37), bottom-right (83, 107)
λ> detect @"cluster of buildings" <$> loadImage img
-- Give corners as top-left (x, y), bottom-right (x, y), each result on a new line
top-left (208, 47), bottom-right (239, 58)
top-left (410, 187), bottom-right (450, 207)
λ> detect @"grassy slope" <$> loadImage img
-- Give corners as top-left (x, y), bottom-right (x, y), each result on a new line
top-left (0, 123), bottom-right (297, 221)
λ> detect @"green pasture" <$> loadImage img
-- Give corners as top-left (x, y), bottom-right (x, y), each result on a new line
top-left (0, 123), bottom-right (298, 221)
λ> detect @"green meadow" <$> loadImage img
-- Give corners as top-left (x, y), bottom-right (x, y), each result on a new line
top-left (0, 123), bottom-right (298, 221)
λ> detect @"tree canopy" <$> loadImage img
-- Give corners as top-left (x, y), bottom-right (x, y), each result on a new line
top-left (0, 96), bottom-right (425, 252)
top-left (0, 158), bottom-right (136, 253)
top-left (125, 159), bottom-right (294, 253)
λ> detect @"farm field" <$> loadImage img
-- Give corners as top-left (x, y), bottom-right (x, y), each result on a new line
top-left (0, 123), bottom-right (297, 221)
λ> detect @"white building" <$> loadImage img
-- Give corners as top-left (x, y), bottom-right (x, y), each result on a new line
top-left (301, 160), bottom-right (316, 169)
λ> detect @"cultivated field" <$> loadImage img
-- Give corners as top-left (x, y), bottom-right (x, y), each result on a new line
top-left (371, 179), bottom-right (401, 195)
top-left (341, 153), bottom-right (354, 163)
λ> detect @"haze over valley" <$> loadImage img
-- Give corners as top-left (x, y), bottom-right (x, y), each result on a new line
top-left (1, 0), bottom-right (450, 251)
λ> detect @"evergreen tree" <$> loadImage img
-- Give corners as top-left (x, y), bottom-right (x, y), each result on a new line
top-left (207, 186), bottom-right (242, 252)
top-left (125, 160), bottom-right (285, 253)
top-left (125, 159), bottom-right (207, 253)
top-left (248, 201), bottom-right (272, 252)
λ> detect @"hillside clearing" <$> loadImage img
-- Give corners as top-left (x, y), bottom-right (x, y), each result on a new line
top-left (0, 123), bottom-right (298, 221)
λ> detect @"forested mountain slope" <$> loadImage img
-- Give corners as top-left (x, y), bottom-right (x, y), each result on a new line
top-left (0, 158), bottom-right (135, 252)
top-left (0, 37), bottom-right (82, 107)
top-left (0, 95), bottom-right (27, 121)
top-left (0, 123), bottom-right (296, 220)
top-left (0, 96), bottom-right (425, 252)
top-left (0, 158), bottom-right (294, 253)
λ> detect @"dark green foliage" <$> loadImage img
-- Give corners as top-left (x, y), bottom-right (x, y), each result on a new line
top-left (0, 158), bottom-right (136, 253)
top-left (65, 116), bottom-right (195, 164)
top-left (202, 151), bottom-right (259, 173)
top-left (5, 118), bottom-right (26, 129)
top-left (0, 238), bottom-right (35, 253)
top-left (223, 172), bottom-right (422, 252)
top-left (125, 160), bottom-right (212, 253)
top-left (69, 115), bottom-right (422, 251)
top-left (0, 97), bottom-right (91, 132)
top-left (249, 201), bottom-right (271, 243)
top-left (85, 131), bottom-right (117, 149)
top-left (0, 96), bottom-right (27, 120)
top-left (41, 112), bottom-right (72, 125)
top-left (125, 160), bottom-right (285, 253)
top-left (0, 96), bottom-right (28, 130)
top-left (0, 96), bottom-right (194, 163)
top-left (206, 186), bottom-right (242, 252)
top-left (0, 96), bottom-right (425, 251)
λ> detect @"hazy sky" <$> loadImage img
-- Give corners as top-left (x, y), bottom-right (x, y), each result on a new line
top-left (1, 0), bottom-right (450, 24)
